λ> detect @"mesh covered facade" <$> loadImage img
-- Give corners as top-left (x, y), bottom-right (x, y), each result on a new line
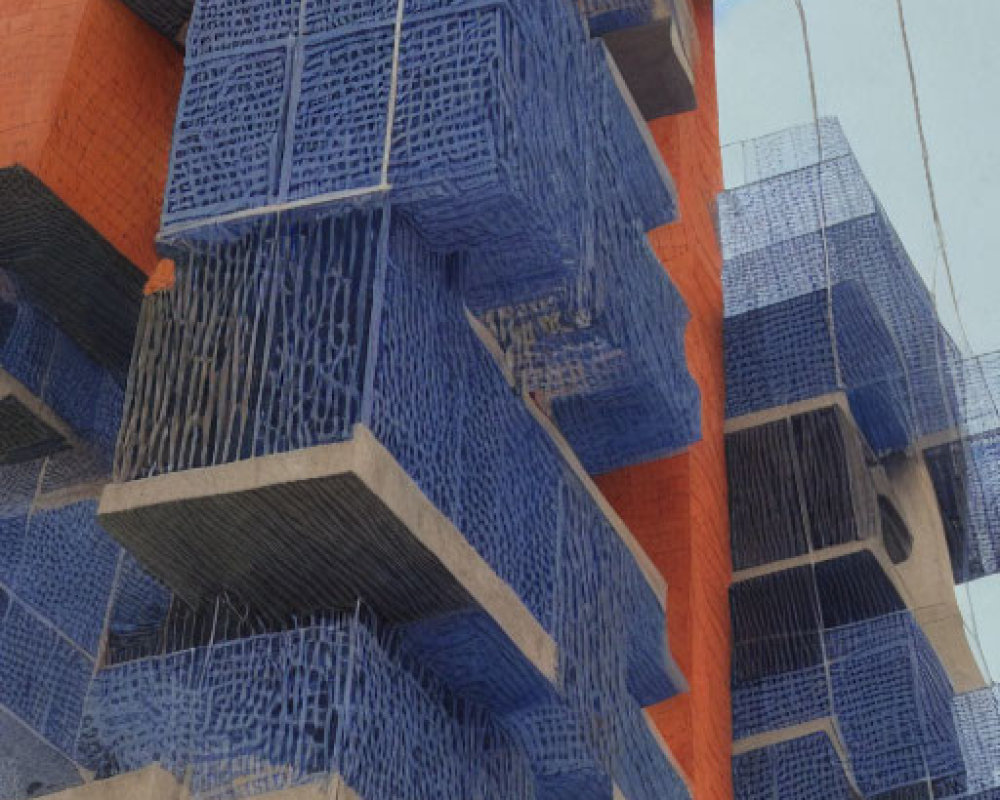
top-left (0, 247), bottom-right (147, 796)
top-left (732, 732), bottom-right (857, 800)
top-left (732, 611), bottom-right (965, 797)
top-left (102, 203), bottom-right (690, 798)
top-left (723, 121), bottom-right (1000, 799)
top-left (0, 432), bottom-right (151, 797)
top-left (720, 119), bottom-right (961, 453)
top-left (158, 0), bottom-right (699, 474)
top-left (726, 404), bottom-right (878, 571)
top-left (0, 0), bottom-right (712, 795)
top-left (82, 615), bottom-right (539, 799)
top-left (0, 0), bottom-right (711, 795)
top-left (721, 120), bottom-right (1000, 587)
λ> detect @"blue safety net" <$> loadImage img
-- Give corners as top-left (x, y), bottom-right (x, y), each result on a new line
top-left (0, 476), bottom-right (135, 775)
top-left (720, 119), bottom-right (960, 452)
top-left (727, 405), bottom-right (882, 571)
top-left (158, 0), bottom-right (696, 473)
top-left (0, 270), bottom-right (124, 482)
top-left (0, 591), bottom-right (94, 759)
top-left (926, 425), bottom-right (1000, 583)
top-left (165, 0), bottom-right (676, 246)
top-left (724, 122), bottom-right (1000, 800)
top-left (104, 554), bottom-right (174, 665)
top-left (733, 732), bottom-right (856, 800)
top-left (81, 614), bottom-right (538, 799)
top-left (0, 707), bottom-right (83, 799)
top-left (81, 608), bottom-right (689, 800)
top-left (107, 206), bottom-right (689, 798)
top-left (725, 281), bottom-right (915, 455)
top-left (732, 611), bottom-right (965, 797)
top-left (953, 685), bottom-right (1000, 796)
top-left (722, 119), bottom-right (1000, 586)
top-left (0, 294), bottom-right (150, 791)
top-left (0, 0), bottom-right (702, 793)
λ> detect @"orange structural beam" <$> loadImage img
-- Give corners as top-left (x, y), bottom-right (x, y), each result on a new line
top-left (0, 0), bottom-right (182, 275)
top-left (595, 1), bottom-right (732, 797)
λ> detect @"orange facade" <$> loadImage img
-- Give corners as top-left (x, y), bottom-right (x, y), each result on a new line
top-left (0, 0), bottom-right (182, 274)
top-left (596, 1), bottom-right (732, 797)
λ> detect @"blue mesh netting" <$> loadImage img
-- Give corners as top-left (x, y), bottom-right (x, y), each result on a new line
top-left (923, 352), bottom-right (1000, 584)
top-left (731, 568), bottom-right (824, 689)
top-left (166, 0), bottom-right (676, 240)
top-left (370, 215), bottom-right (679, 702)
top-left (719, 128), bottom-right (1000, 776)
top-left (370, 212), bottom-right (684, 713)
top-left (160, 7), bottom-right (691, 491)
top-left (0, 487), bottom-right (143, 768)
top-left (0, 286), bottom-right (56, 398)
top-left (80, 615), bottom-right (537, 799)
top-left (485, 216), bottom-right (699, 473)
top-left (729, 544), bottom-right (965, 795)
top-left (827, 614), bottom-right (965, 797)
top-left (0, 442), bottom-right (152, 774)
top-left (73, 0), bottom-right (700, 792)
top-left (116, 209), bottom-right (382, 480)
top-left (725, 118), bottom-right (852, 186)
top-left (0, 351), bottom-right (127, 774)
top-left (166, 47), bottom-right (292, 223)
top-left (926, 427), bottom-right (1000, 583)
top-left (397, 609), bottom-right (559, 715)
top-left (720, 119), bottom-right (960, 451)
top-left (105, 554), bottom-right (173, 665)
top-left (725, 120), bottom-right (1000, 799)
top-left (0, 707), bottom-right (83, 800)
top-left (0, 593), bottom-right (94, 757)
top-left (159, 0), bottom-right (694, 476)
top-left (290, 27), bottom-right (395, 198)
top-left (733, 612), bottom-right (966, 796)
top-left (110, 207), bottom-right (689, 797)
top-left (725, 281), bottom-right (914, 455)
top-left (0, 270), bottom-right (124, 477)
top-left (731, 554), bottom-right (905, 742)
top-left (0, 462), bottom-right (41, 588)
top-left (953, 685), bottom-right (1000, 796)
top-left (726, 405), bottom-right (879, 571)
top-left (11, 501), bottom-right (119, 655)
top-left (732, 662), bottom-right (830, 740)
top-left (466, 38), bottom-right (698, 473)
top-left (42, 335), bottom-right (123, 459)
top-left (81, 609), bottom-right (691, 800)
top-left (732, 732), bottom-right (856, 800)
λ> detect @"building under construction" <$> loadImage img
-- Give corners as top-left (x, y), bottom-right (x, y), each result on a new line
top-left (0, 1), bottom-right (997, 799)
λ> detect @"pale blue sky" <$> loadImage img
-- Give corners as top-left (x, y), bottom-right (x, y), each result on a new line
top-left (715, 0), bottom-right (1000, 682)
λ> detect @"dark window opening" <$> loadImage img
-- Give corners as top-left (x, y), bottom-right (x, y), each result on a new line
top-left (879, 496), bottom-right (913, 565)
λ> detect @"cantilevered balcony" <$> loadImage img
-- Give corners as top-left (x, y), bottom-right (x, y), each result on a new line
top-left (97, 207), bottom-right (689, 799)
top-left (727, 400), bottom-right (985, 693)
top-left (581, 0), bottom-right (697, 120)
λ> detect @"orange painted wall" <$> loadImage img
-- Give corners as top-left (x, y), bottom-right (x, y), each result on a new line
top-left (595, 1), bottom-right (732, 797)
top-left (0, 0), bottom-right (182, 274)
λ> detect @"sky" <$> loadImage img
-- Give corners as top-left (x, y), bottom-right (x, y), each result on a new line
top-left (714, 0), bottom-right (1000, 681)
